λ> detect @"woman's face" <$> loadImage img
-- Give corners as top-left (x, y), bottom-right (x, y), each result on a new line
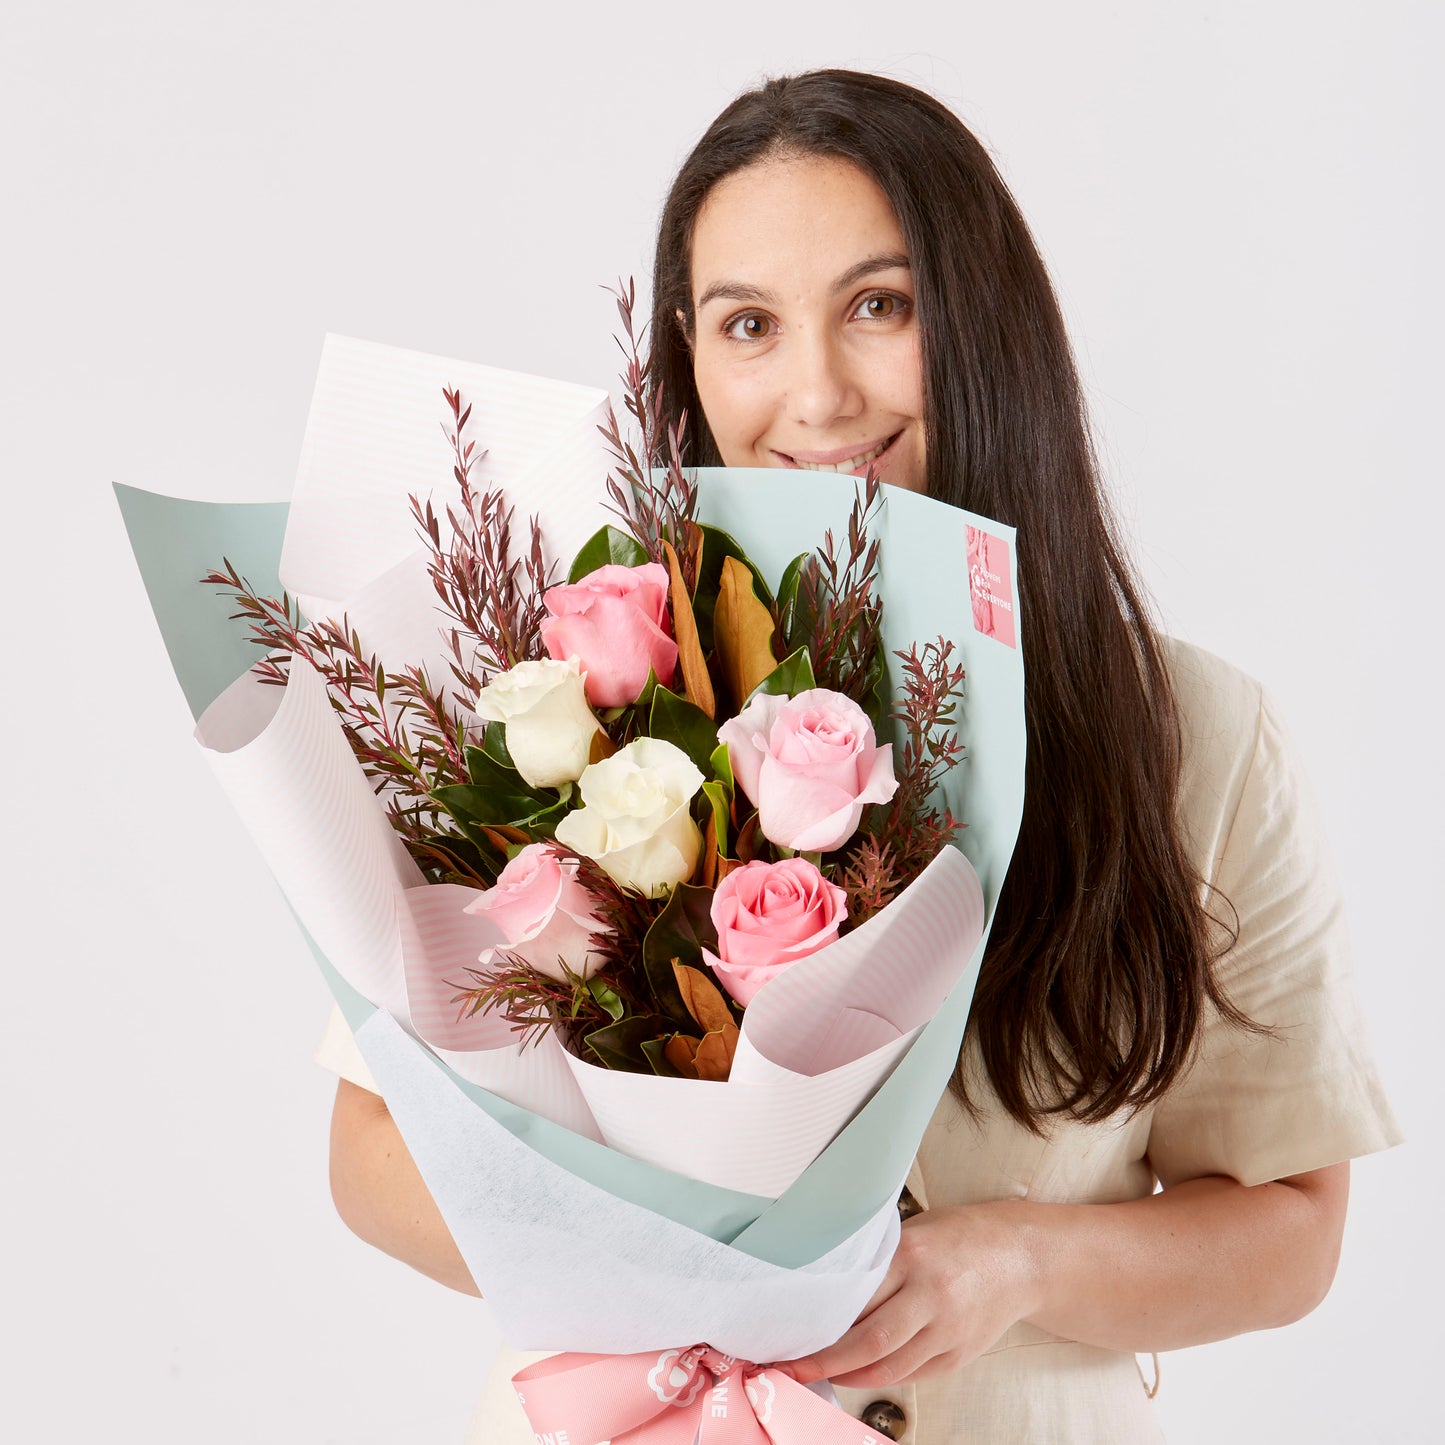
top-left (686, 154), bottom-right (927, 494)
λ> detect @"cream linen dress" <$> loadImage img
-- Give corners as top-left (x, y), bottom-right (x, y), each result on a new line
top-left (315, 638), bottom-right (1402, 1443)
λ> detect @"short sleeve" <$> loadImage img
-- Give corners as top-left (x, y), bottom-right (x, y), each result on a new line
top-left (1148, 685), bottom-right (1402, 1188)
top-left (314, 1002), bottom-right (381, 1094)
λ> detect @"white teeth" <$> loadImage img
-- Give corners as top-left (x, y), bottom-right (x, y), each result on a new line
top-left (793, 437), bottom-right (892, 472)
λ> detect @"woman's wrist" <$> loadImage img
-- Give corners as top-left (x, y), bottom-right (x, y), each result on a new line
top-left (923, 1199), bottom-right (1050, 1336)
top-left (977, 1198), bottom-right (1051, 1329)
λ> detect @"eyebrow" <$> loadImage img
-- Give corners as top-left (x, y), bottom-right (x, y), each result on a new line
top-left (695, 251), bottom-right (911, 311)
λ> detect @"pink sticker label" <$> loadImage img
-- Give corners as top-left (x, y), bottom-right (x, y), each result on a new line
top-left (966, 526), bottom-right (1017, 648)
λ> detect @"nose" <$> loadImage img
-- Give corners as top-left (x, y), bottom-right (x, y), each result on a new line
top-left (784, 326), bottom-right (864, 428)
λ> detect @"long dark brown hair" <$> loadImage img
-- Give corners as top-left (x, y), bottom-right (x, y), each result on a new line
top-left (650, 69), bottom-right (1249, 1130)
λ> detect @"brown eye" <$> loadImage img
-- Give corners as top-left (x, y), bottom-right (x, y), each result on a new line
top-left (858, 294), bottom-right (903, 320)
top-left (726, 312), bottom-right (775, 341)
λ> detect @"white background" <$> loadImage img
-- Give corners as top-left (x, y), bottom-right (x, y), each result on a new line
top-left (2, 2), bottom-right (1438, 1441)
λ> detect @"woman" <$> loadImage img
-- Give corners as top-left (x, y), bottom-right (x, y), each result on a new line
top-left (323, 70), bottom-right (1401, 1442)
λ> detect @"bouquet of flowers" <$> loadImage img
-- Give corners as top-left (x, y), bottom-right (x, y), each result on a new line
top-left (117, 317), bottom-right (1026, 1441)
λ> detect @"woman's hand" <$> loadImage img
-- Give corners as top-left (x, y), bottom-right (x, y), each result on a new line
top-left (779, 1163), bottom-right (1349, 1389)
top-left (778, 1202), bottom-right (1041, 1389)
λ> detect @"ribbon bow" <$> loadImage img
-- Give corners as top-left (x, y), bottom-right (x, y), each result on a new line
top-left (513, 1345), bottom-right (891, 1443)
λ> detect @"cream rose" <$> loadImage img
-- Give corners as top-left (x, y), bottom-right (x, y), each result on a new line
top-left (471, 657), bottom-right (603, 790)
top-left (554, 736), bottom-right (704, 897)
top-left (462, 842), bottom-right (609, 981)
top-left (717, 687), bottom-right (898, 853)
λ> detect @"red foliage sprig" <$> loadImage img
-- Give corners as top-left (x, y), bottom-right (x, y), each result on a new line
top-left (410, 386), bottom-right (553, 705)
top-left (197, 564), bottom-right (464, 846)
top-left (837, 637), bottom-right (967, 920)
top-left (452, 957), bottom-right (623, 1050)
top-left (787, 472), bottom-right (885, 704)
top-left (599, 278), bottom-right (701, 586)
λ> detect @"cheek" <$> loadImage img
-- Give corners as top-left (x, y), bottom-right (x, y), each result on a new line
top-left (693, 359), bottom-right (772, 462)
top-left (895, 343), bottom-right (928, 486)
top-left (881, 336), bottom-right (925, 420)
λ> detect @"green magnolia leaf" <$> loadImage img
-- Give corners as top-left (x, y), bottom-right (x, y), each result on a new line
top-left (586, 976), bottom-right (626, 1022)
top-left (420, 830), bottom-right (506, 884)
top-left (701, 779), bottom-right (731, 855)
top-left (709, 741), bottom-right (734, 793)
top-left (865, 647), bottom-right (896, 741)
top-left (640, 1037), bottom-right (683, 1077)
top-left (650, 686), bottom-right (720, 777)
top-left (641, 883), bottom-right (719, 1026)
top-left (513, 795), bottom-right (572, 839)
top-left (434, 783), bottom-right (533, 829)
top-left (693, 524), bottom-right (775, 651)
top-left (567, 525), bottom-right (650, 583)
top-left (435, 744), bottom-right (554, 828)
top-left (583, 1014), bottom-right (675, 1072)
top-left (783, 557), bottom-right (825, 657)
top-left (463, 743), bottom-right (538, 796)
top-left (480, 722), bottom-right (516, 770)
top-left (774, 551), bottom-right (809, 634)
top-left (634, 666), bottom-right (661, 712)
top-left (749, 646), bottom-right (816, 703)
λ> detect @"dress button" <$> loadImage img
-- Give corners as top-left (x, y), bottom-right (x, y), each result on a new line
top-left (861, 1399), bottom-right (907, 1439)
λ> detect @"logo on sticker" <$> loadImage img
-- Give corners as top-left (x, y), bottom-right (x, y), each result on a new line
top-left (966, 525), bottom-right (1017, 648)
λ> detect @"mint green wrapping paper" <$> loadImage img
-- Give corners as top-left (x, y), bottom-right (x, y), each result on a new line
top-left (116, 468), bottom-right (1024, 1272)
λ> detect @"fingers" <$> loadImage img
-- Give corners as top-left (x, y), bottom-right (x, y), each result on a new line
top-left (782, 1292), bottom-right (924, 1386)
top-left (861, 1256), bottom-right (908, 1316)
top-left (827, 1333), bottom-right (950, 1390)
top-left (775, 1259), bottom-right (908, 1384)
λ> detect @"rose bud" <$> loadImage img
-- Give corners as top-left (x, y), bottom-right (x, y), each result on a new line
top-left (717, 687), bottom-right (898, 853)
top-left (703, 857), bottom-right (848, 1006)
top-left (540, 562), bottom-right (679, 708)
top-left (463, 842), bottom-right (610, 981)
top-left (554, 736), bottom-right (703, 897)
top-left (471, 657), bottom-right (603, 790)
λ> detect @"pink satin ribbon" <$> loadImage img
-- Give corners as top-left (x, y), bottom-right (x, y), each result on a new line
top-left (512, 1345), bottom-right (891, 1444)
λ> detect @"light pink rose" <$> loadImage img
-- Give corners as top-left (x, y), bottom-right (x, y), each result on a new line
top-left (462, 842), bottom-right (609, 981)
top-left (703, 858), bottom-right (847, 1006)
top-left (540, 562), bottom-right (678, 708)
top-left (717, 688), bottom-right (898, 853)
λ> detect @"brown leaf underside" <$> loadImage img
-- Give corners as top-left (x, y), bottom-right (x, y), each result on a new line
top-left (663, 540), bottom-right (716, 718)
top-left (673, 963), bottom-right (734, 1035)
top-left (714, 556), bottom-right (777, 708)
top-left (662, 1023), bottom-right (739, 1082)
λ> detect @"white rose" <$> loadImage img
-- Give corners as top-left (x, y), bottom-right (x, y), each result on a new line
top-left (472, 658), bottom-right (603, 790)
top-left (554, 736), bottom-right (704, 897)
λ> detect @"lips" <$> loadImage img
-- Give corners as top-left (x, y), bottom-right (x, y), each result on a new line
top-left (776, 432), bottom-right (900, 474)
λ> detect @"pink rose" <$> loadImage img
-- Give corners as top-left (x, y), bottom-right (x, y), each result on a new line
top-left (717, 688), bottom-right (898, 853)
top-left (540, 562), bottom-right (678, 708)
top-left (462, 842), bottom-right (609, 981)
top-left (703, 858), bottom-right (847, 1005)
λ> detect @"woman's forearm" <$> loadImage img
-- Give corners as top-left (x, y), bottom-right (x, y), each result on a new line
top-left (784, 1160), bottom-right (1350, 1388)
top-left (1016, 1163), bottom-right (1349, 1352)
top-left (328, 1079), bottom-right (480, 1296)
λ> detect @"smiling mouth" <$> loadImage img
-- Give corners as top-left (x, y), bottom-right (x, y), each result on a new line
top-left (780, 433), bottom-right (900, 474)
